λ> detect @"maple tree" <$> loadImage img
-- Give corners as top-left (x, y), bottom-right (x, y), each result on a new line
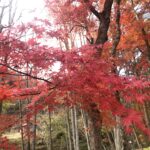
top-left (0, 0), bottom-right (150, 149)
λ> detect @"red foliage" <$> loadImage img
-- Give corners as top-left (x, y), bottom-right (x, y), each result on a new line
top-left (0, 115), bottom-right (17, 132)
top-left (0, 0), bottom-right (149, 145)
top-left (0, 137), bottom-right (19, 150)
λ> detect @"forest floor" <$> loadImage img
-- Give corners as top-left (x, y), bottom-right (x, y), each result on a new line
top-left (2, 131), bottom-right (47, 150)
top-left (3, 132), bottom-right (21, 142)
top-left (2, 131), bottom-right (150, 150)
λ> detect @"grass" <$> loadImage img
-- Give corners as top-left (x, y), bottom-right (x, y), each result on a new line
top-left (144, 147), bottom-right (150, 150)
top-left (2, 131), bottom-right (21, 145)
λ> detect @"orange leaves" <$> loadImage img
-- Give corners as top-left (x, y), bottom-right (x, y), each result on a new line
top-left (109, 0), bottom-right (149, 63)
top-left (101, 111), bottom-right (116, 128)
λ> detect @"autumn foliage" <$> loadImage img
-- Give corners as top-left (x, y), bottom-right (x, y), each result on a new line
top-left (0, 0), bottom-right (150, 148)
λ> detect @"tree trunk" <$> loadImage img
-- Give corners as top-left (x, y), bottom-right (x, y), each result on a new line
top-left (81, 109), bottom-right (91, 150)
top-left (111, 1), bottom-right (124, 149)
top-left (26, 63), bottom-right (31, 150)
top-left (113, 116), bottom-right (123, 150)
top-left (87, 104), bottom-right (102, 150)
top-left (0, 101), bottom-right (2, 114)
top-left (19, 100), bottom-right (25, 150)
top-left (32, 107), bottom-right (37, 150)
top-left (74, 107), bottom-right (79, 150)
top-left (71, 106), bottom-right (79, 150)
top-left (106, 130), bottom-right (115, 150)
top-left (71, 108), bottom-right (76, 150)
top-left (83, 1), bottom-right (113, 149)
top-left (66, 108), bottom-right (73, 150)
top-left (133, 126), bottom-right (143, 149)
top-left (48, 107), bottom-right (53, 150)
top-left (143, 102), bottom-right (150, 128)
top-left (26, 117), bottom-right (31, 150)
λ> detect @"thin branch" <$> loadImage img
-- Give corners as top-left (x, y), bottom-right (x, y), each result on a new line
top-left (83, 0), bottom-right (100, 20)
top-left (0, 71), bottom-right (27, 76)
top-left (89, 5), bottom-right (100, 20)
top-left (70, 24), bottom-right (87, 32)
top-left (0, 63), bottom-right (52, 84)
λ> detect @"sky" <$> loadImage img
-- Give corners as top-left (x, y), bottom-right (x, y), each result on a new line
top-left (17, 0), bottom-right (48, 22)
top-left (0, 0), bottom-right (49, 26)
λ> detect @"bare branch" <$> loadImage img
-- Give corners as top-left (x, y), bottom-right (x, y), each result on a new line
top-left (89, 5), bottom-right (100, 20)
top-left (0, 63), bottom-right (52, 84)
top-left (70, 24), bottom-right (87, 32)
top-left (83, 0), bottom-right (100, 20)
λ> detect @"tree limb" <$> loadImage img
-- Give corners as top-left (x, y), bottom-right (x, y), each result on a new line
top-left (0, 63), bottom-right (52, 84)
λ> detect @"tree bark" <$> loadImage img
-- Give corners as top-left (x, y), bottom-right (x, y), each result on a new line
top-left (66, 108), bottom-right (73, 150)
top-left (32, 107), bottom-right (37, 150)
top-left (71, 106), bottom-right (79, 150)
top-left (110, 1), bottom-right (125, 149)
top-left (87, 104), bottom-right (102, 150)
top-left (48, 107), bottom-right (53, 150)
top-left (26, 63), bottom-right (31, 150)
top-left (81, 109), bottom-right (91, 150)
top-left (0, 102), bottom-right (2, 114)
top-left (19, 100), bottom-right (25, 150)
top-left (83, 0), bottom-right (113, 149)
top-left (114, 116), bottom-right (123, 150)
top-left (74, 107), bottom-right (79, 150)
